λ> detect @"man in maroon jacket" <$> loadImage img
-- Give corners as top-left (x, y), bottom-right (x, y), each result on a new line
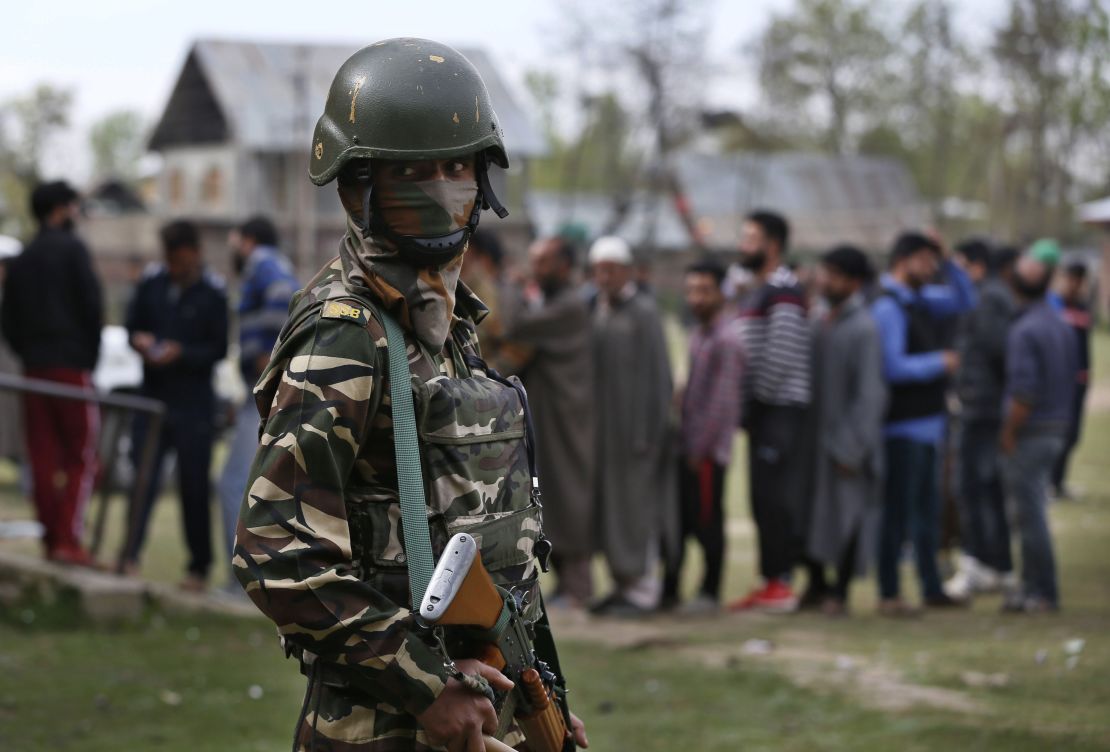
top-left (1, 181), bottom-right (103, 565)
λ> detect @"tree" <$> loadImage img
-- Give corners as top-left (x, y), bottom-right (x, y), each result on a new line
top-left (549, 0), bottom-right (714, 247)
top-left (992, 0), bottom-right (1110, 236)
top-left (89, 110), bottom-right (146, 182)
top-left (0, 83), bottom-right (73, 235)
top-left (752, 0), bottom-right (895, 154)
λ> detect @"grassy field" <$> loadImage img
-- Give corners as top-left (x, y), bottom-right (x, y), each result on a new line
top-left (1, 333), bottom-right (1108, 751)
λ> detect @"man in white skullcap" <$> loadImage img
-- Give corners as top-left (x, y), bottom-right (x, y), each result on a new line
top-left (587, 236), bottom-right (675, 617)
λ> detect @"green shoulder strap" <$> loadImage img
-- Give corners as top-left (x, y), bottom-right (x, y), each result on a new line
top-left (379, 311), bottom-right (436, 610)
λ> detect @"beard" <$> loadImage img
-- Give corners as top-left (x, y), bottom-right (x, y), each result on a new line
top-left (822, 289), bottom-right (851, 307)
top-left (738, 250), bottom-right (767, 272)
top-left (233, 253), bottom-right (247, 276)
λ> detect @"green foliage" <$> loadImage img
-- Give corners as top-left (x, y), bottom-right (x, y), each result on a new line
top-left (88, 110), bottom-right (146, 183)
top-left (753, 0), bottom-right (895, 154)
top-left (0, 83), bottom-right (73, 237)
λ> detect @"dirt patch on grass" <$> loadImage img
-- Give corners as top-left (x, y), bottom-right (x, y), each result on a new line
top-left (553, 612), bottom-right (986, 715)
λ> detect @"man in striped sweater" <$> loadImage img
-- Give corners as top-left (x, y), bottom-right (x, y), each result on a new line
top-left (728, 211), bottom-right (813, 612)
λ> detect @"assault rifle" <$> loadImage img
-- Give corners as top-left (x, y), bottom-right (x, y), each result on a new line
top-left (419, 533), bottom-right (574, 752)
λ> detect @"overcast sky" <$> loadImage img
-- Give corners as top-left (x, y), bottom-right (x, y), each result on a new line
top-left (0, 0), bottom-right (1007, 181)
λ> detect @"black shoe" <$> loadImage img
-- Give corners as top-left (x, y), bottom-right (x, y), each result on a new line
top-left (590, 593), bottom-right (651, 618)
top-left (798, 585), bottom-right (828, 611)
top-left (924, 593), bottom-right (965, 609)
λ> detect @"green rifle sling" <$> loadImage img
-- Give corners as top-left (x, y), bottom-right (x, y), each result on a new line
top-left (380, 311), bottom-right (436, 610)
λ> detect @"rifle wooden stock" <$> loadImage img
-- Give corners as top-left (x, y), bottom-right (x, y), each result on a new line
top-left (517, 668), bottom-right (571, 752)
top-left (434, 550), bottom-right (504, 629)
top-left (483, 736), bottom-right (517, 752)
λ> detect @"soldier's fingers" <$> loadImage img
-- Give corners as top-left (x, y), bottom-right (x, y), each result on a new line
top-left (465, 723), bottom-right (484, 752)
top-left (446, 732), bottom-right (467, 752)
top-left (479, 698), bottom-right (499, 735)
top-left (474, 663), bottom-right (514, 691)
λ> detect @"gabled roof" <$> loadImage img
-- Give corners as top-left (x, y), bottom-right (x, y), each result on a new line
top-left (530, 152), bottom-right (927, 252)
top-left (150, 38), bottom-right (545, 157)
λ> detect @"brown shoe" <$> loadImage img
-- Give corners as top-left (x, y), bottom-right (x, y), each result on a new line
top-left (878, 598), bottom-right (921, 618)
top-left (179, 574), bottom-right (207, 594)
top-left (821, 597), bottom-right (848, 617)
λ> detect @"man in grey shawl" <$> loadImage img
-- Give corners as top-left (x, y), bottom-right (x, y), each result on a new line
top-left (501, 236), bottom-right (596, 608)
top-left (805, 246), bottom-right (886, 615)
top-left (587, 236), bottom-right (675, 617)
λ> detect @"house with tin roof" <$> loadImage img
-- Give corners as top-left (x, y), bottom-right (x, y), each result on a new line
top-left (146, 38), bottom-right (544, 272)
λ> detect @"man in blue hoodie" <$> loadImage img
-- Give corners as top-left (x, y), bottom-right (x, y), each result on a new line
top-left (871, 232), bottom-right (976, 615)
top-left (217, 216), bottom-right (298, 572)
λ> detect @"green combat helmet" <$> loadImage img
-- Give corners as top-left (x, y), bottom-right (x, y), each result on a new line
top-left (310, 38), bottom-right (509, 265)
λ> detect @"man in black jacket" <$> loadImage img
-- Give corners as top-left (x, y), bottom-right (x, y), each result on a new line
top-left (122, 220), bottom-right (228, 590)
top-left (946, 241), bottom-right (1017, 601)
top-left (1, 181), bottom-right (103, 565)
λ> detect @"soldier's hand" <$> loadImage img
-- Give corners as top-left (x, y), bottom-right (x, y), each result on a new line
top-left (569, 711), bottom-right (589, 748)
top-left (417, 659), bottom-right (513, 752)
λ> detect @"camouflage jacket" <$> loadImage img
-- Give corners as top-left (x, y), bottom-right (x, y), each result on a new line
top-left (233, 256), bottom-right (542, 734)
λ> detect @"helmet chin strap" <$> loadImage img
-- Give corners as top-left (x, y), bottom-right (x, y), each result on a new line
top-left (352, 152), bottom-right (509, 268)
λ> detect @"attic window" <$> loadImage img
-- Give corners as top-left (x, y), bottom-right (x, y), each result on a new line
top-left (168, 168), bottom-right (184, 207)
top-left (202, 166), bottom-right (224, 205)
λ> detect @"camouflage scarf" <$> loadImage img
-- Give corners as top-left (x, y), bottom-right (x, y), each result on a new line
top-left (339, 215), bottom-right (463, 351)
top-left (374, 176), bottom-right (478, 237)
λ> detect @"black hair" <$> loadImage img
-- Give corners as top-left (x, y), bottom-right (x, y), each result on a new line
top-left (889, 231), bottom-right (941, 267)
top-left (955, 238), bottom-right (991, 268)
top-left (30, 180), bottom-right (79, 224)
top-left (469, 230), bottom-right (504, 270)
top-left (821, 245), bottom-right (874, 281)
top-left (160, 220), bottom-right (200, 254)
top-left (991, 245), bottom-right (1020, 274)
top-left (1065, 261), bottom-right (1088, 280)
top-left (745, 210), bottom-right (790, 251)
top-left (685, 258), bottom-right (727, 287)
top-left (238, 215), bottom-right (279, 248)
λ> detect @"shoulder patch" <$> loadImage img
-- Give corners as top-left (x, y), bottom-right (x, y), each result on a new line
top-left (321, 300), bottom-right (369, 326)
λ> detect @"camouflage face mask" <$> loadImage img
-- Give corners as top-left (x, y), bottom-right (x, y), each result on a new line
top-left (374, 178), bottom-right (478, 240)
top-left (339, 215), bottom-right (464, 352)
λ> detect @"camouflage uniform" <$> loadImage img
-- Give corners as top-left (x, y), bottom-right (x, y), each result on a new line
top-left (234, 250), bottom-right (542, 750)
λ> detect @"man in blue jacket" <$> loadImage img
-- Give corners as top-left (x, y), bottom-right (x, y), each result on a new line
top-left (123, 220), bottom-right (228, 590)
top-left (871, 232), bottom-right (975, 615)
top-left (1000, 254), bottom-right (1078, 612)
top-left (217, 216), bottom-right (297, 573)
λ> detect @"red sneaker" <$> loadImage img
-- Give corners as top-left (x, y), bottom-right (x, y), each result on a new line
top-left (50, 545), bottom-right (100, 569)
top-left (727, 580), bottom-right (798, 613)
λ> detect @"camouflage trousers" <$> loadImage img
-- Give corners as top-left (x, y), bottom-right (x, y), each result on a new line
top-left (294, 679), bottom-right (527, 752)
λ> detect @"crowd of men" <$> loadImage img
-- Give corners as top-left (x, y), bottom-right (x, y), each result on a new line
top-left (0, 182), bottom-right (1094, 617)
top-left (0, 181), bottom-right (297, 591)
top-left (471, 210), bottom-right (1092, 619)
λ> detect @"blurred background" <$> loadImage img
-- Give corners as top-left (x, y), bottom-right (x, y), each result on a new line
top-left (1, 1), bottom-right (1109, 751)
top-left (1, 0), bottom-right (1109, 309)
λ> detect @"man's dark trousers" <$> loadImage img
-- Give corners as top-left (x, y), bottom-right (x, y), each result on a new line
top-left (124, 409), bottom-right (214, 578)
top-left (663, 457), bottom-right (726, 601)
top-left (1005, 433), bottom-right (1065, 605)
top-left (878, 437), bottom-right (945, 600)
top-left (747, 402), bottom-right (808, 581)
top-left (957, 419), bottom-right (1013, 573)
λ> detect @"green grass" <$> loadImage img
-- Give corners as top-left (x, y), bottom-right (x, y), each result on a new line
top-left (1, 331), bottom-right (1108, 750)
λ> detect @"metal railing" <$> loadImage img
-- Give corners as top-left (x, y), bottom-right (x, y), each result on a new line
top-left (0, 372), bottom-right (164, 568)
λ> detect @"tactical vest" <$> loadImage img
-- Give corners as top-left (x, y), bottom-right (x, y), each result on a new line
top-left (883, 291), bottom-right (948, 423)
top-left (308, 291), bottom-right (547, 626)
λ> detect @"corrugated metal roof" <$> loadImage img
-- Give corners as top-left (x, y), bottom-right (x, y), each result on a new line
top-left (151, 38), bottom-right (545, 157)
top-left (531, 152), bottom-right (927, 253)
top-left (1079, 196), bottom-right (1110, 224)
top-left (674, 151), bottom-right (928, 251)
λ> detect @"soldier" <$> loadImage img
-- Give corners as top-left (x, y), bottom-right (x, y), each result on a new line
top-left (233, 39), bottom-right (587, 752)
